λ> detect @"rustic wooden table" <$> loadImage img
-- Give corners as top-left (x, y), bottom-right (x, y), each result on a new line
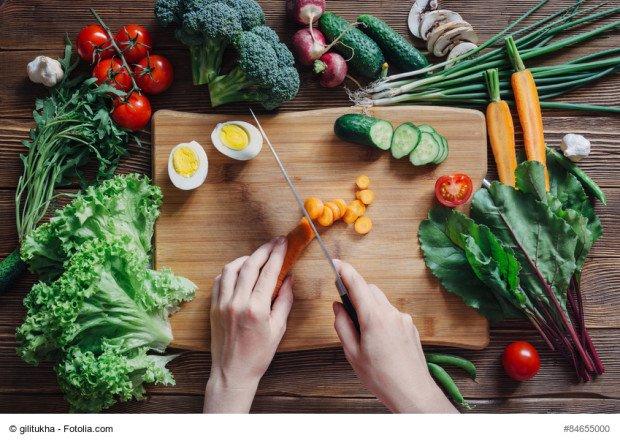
top-left (0, 0), bottom-right (618, 413)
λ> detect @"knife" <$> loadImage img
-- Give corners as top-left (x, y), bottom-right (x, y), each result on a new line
top-left (249, 108), bottom-right (360, 332)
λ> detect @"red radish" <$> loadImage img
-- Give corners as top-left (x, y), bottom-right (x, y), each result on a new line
top-left (313, 52), bottom-right (348, 88)
top-left (291, 28), bottom-right (327, 66)
top-left (286, 0), bottom-right (326, 27)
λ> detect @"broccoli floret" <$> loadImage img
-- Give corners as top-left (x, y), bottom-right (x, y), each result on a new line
top-left (154, 0), bottom-right (265, 85)
top-left (208, 26), bottom-right (300, 110)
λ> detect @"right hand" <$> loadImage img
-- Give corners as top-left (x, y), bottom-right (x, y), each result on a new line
top-left (332, 259), bottom-right (457, 413)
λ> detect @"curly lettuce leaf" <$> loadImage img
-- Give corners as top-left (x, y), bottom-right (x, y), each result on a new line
top-left (21, 173), bottom-right (162, 281)
top-left (418, 207), bottom-right (522, 321)
top-left (17, 238), bottom-right (196, 365)
top-left (56, 341), bottom-right (176, 413)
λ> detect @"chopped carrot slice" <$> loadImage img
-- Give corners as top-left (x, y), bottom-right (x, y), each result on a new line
top-left (343, 207), bottom-right (359, 224)
top-left (356, 189), bottom-right (375, 205)
top-left (304, 197), bottom-right (324, 220)
top-left (334, 198), bottom-right (347, 217)
top-left (356, 175), bottom-right (370, 190)
top-left (350, 199), bottom-right (366, 216)
top-left (325, 201), bottom-right (342, 220)
top-left (317, 206), bottom-right (334, 227)
top-left (354, 216), bottom-right (373, 235)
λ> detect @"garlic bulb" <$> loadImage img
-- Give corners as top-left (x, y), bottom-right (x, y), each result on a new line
top-left (27, 56), bottom-right (64, 87)
top-left (560, 133), bottom-right (591, 162)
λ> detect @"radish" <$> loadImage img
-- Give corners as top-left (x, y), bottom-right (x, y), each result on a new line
top-left (286, 0), bottom-right (326, 27)
top-left (313, 52), bottom-right (348, 88)
top-left (291, 28), bottom-right (327, 66)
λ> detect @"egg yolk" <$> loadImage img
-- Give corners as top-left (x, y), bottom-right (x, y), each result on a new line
top-left (173, 146), bottom-right (200, 177)
top-left (220, 124), bottom-right (249, 150)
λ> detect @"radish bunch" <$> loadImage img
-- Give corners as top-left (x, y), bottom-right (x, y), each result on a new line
top-left (287, 0), bottom-right (348, 88)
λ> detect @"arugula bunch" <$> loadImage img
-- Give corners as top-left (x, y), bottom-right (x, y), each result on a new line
top-left (419, 149), bottom-right (604, 381)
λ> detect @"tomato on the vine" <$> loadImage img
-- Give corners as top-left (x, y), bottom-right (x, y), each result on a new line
top-left (115, 24), bottom-right (153, 63)
top-left (434, 173), bottom-right (473, 207)
top-left (134, 55), bottom-right (174, 95)
top-left (76, 24), bottom-right (113, 64)
top-left (502, 341), bottom-right (541, 381)
top-left (93, 57), bottom-right (132, 92)
top-left (111, 92), bottom-right (152, 132)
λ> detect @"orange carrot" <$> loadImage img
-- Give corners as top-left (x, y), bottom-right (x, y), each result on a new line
top-left (343, 207), bottom-right (359, 224)
top-left (350, 199), bottom-right (366, 216)
top-left (355, 189), bottom-right (375, 205)
top-left (304, 197), bottom-right (324, 220)
top-left (325, 201), bottom-right (342, 220)
top-left (354, 216), bottom-right (372, 235)
top-left (484, 68), bottom-right (517, 187)
top-left (274, 218), bottom-right (316, 297)
top-left (356, 175), bottom-right (370, 189)
top-left (334, 198), bottom-right (347, 218)
top-left (317, 206), bottom-right (334, 226)
top-left (506, 36), bottom-right (549, 190)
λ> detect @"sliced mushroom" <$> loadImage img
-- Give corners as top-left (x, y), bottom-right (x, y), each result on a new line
top-left (407, 0), bottom-right (439, 39)
top-left (419, 9), bottom-right (463, 41)
top-left (426, 21), bottom-right (470, 54)
top-left (432, 25), bottom-right (478, 57)
top-left (445, 42), bottom-right (478, 68)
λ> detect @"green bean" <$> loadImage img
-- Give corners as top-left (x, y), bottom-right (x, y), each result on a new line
top-left (427, 363), bottom-right (471, 409)
top-left (425, 353), bottom-right (477, 380)
top-left (546, 148), bottom-right (607, 204)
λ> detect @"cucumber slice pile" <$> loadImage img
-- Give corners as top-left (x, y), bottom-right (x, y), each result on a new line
top-left (391, 123), bottom-right (420, 159)
top-left (397, 123), bottom-right (448, 166)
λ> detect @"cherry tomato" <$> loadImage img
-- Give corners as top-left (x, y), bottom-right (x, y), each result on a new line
top-left (434, 173), bottom-right (473, 207)
top-left (76, 24), bottom-right (113, 64)
top-left (134, 55), bottom-right (174, 95)
top-left (115, 24), bottom-right (153, 63)
top-left (92, 57), bottom-right (132, 92)
top-left (502, 341), bottom-right (541, 381)
top-left (111, 92), bottom-right (152, 132)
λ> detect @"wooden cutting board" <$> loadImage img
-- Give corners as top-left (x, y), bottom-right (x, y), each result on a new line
top-left (152, 106), bottom-right (489, 352)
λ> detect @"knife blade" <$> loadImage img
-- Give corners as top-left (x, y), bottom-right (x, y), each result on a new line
top-left (249, 108), bottom-right (359, 331)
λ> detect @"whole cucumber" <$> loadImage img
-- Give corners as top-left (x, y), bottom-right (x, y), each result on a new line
top-left (318, 12), bottom-right (385, 79)
top-left (357, 14), bottom-right (429, 72)
top-left (0, 248), bottom-right (25, 295)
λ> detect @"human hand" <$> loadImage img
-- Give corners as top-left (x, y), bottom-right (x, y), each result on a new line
top-left (204, 237), bottom-right (294, 413)
top-left (332, 259), bottom-right (457, 413)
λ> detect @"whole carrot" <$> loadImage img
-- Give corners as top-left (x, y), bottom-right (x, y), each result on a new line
top-left (505, 36), bottom-right (549, 190)
top-left (484, 68), bottom-right (517, 187)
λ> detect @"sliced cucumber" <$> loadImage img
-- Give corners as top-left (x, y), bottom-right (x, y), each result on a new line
top-left (391, 123), bottom-right (421, 159)
top-left (409, 132), bottom-right (441, 166)
top-left (430, 133), bottom-right (446, 164)
top-left (417, 124), bottom-right (436, 134)
top-left (435, 135), bottom-right (450, 164)
top-left (334, 114), bottom-right (393, 150)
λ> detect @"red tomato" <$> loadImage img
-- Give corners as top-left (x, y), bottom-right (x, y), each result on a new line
top-left (502, 341), bottom-right (541, 381)
top-left (111, 92), bottom-right (152, 132)
top-left (434, 173), bottom-right (473, 207)
top-left (134, 55), bottom-right (174, 95)
top-left (115, 24), bottom-right (153, 63)
top-left (92, 57), bottom-right (132, 92)
top-left (77, 24), bottom-right (113, 64)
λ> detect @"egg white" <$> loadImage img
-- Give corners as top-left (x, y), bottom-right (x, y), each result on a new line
top-left (211, 120), bottom-right (263, 161)
top-left (167, 140), bottom-right (209, 191)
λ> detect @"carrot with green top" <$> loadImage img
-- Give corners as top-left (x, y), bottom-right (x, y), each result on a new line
top-left (484, 68), bottom-right (517, 187)
top-left (505, 36), bottom-right (549, 190)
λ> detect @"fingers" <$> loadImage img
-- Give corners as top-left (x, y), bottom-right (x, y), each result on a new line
top-left (271, 276), bottom-right (294, 338)
top-left (333, 302), bottom-right (360, 361)
top-left (333, 259), bottom-right (375, 321)
top-left (368, 284), bottom-right (390, 306)
top-left (218, 256), bottom-right (248, 308)
top-left (211, 275), bottom-right (222, 307)
top-left (253, 236), bottom-right (287, 305)
top-left (233, 240), bottom-right (277, 303)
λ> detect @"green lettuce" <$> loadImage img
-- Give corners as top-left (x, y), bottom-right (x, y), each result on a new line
top-left (21, 173), bottom-right (162, 281)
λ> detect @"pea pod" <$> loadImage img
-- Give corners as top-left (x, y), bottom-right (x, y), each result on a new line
top-left (427, 362), bottom-right (471, 409)
top-left (425, 352), bottom-right (477, 380)
top-left (546, 147), bottom-right (606, 204)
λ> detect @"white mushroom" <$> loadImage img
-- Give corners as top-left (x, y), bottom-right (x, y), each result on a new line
top-left (430, 23), bottom-right (478, 57)
top-left (407, 0), bottom-right (439, 39)
top-left (446, 42), bottom-right (478, 68)
top-left (560, 133), bottom-right (591, 162)
top-left (27, 55), bottom-right (63, 87)
top-left (419, 9), bottom-right (463, 41)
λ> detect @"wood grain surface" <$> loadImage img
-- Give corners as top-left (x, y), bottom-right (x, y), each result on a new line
top-left (153, 107), bottom-right (489, 351)
top-left (0, 0), bottom-right (618, 413)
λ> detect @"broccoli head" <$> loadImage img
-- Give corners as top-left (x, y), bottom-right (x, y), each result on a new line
top-left (154, 0), bottom-right (265, 85)
top-left (208, 26), bottom-right (300, 110)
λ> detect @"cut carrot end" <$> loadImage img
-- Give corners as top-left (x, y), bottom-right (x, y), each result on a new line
top-left (355, 175), bottom-right (370, 190)
top-left (355, 189), bottom-right (375, 205)
top-left (354, 216), bottom-right (372, 234)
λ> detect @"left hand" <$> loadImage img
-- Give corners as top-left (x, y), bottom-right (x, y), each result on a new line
top-left (204, 237), bottom-right (294, 413)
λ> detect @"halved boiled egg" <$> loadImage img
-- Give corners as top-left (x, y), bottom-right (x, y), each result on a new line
top-left (168, 141), bottom-right (208, 190)
top-left (211, 121), bottom-right (263, 161)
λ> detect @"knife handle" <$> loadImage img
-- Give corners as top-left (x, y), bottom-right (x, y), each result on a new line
top-left (335, 278), bottom-right (360, 333)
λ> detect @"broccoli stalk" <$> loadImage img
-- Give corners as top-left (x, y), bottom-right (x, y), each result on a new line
top-left (189, 39), bottom-right (227, 85)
